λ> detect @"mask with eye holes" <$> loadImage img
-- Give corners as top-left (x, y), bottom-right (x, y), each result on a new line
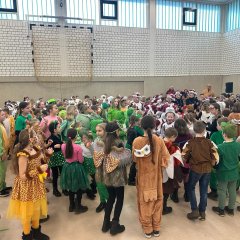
top-left (134, 144), bottom-right (151, 158)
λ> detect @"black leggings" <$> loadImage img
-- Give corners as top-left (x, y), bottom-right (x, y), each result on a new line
top-left (128, 162), bottom-right (136, 182)
top-left (104, 186), bottom-right (124, 222)
top-left (51, 166), bottom-right (62, 190)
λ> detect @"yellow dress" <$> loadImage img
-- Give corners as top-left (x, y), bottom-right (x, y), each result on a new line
top-left (7, 146), bottom-right (49, 223)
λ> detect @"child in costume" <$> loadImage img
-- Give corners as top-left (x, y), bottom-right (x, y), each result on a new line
top-left (93, 123), bottom-right (109, 213)
top-left (159, 108), bottom-right (177, 137)
top-left (208, 117), bottom-right (229, 201)
top-left (15, 101), bottom-right (32, 144)
top-left (212, 123), bottom-right (240, 216)
top-left (0, 109), bottom-right (10, 197)
top-left (61, 128), bottom-right (89, 214)
top-left (172, 118), bottom-right (193, 203)
top-left (7, 129), bottom-right (53, 240)
top-left (94, 121), bottom-right (131, 235)
top-left (47, 121), bottom-right (66, 197)
top-left (107, 98), bottom-right (126, 140)
top-left (163, 127), bottom-right (183, 215)
top-left (81, 133), bottom-right (97, 195)
top-left (126, 115), bottom-right (144, 186)
top-left (61, 105), bottom-right (78, 142)
top-left (132, 116), bottom-right (170, 238)
top-left (40, 104), bottom-right (61, 139)
top-left (182, 121), bottom-right (219, 221)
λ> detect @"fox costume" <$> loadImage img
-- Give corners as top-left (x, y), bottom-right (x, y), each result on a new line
top-left (132, 134), bottom-right (170, 234)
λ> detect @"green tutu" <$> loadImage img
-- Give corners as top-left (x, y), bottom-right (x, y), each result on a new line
top-left (83, 157), bottom-right (96, 175)
top-left (49, 151), bottom-right (65, 168)
top-left (61, 162), bottom-right (89, 192)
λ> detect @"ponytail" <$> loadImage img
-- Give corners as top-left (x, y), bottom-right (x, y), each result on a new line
top-left (141, 115), bottom-right (156, 165)
top-left (65, 128), bottom-right (77, 159)
top-left (65, 138), bottom-right (73, 159)
top-left (146, 128), bottom-right (155, 165)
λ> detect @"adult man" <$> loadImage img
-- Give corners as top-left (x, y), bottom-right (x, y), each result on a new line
top-left (202, 84), bottom-right (215, 98)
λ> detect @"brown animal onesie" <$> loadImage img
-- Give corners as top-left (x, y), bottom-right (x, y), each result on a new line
top-left (132, 134), bottom-right (170, 234)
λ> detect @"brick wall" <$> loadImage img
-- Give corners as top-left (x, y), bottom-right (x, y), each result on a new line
top-left (93, 26), bottom-right (150, 76)
top-left (0, 20), bottom-right (34, 76)
top-left (222, 29), bottom-right (240, 75)
top-left (32, 26), bottom-right (92, 77)
top-left (1, 20), bottom-right (239, 78)
top-left (155, 30), bottom-right (223, 76)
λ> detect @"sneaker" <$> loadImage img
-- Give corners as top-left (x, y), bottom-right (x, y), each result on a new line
top-left (212, 207), bottom-right (225, 217)
top-left (153, 230), bottom-right (160, 237)
top-left (86, 190), bottom-right (96, 200)
top-left (53, 189), bottom-right (62, 197)
top-left (162, 206), bottom-right (172, 215)
top-left (224, 206), bottom-right (234, 216)
top-left (199, 212), bottom-right (206, 221)
top-left (39, 215), bottom-right (50, 223)
top-left (62, 190), bottom-right (69, 196)
top-left (237, 206), bottom-right (240, 212)
top-left (144, 232), bottom-right (152, 238)
top-left (170, 193), bottom-right (179, 203)
top-left (0, 189), bottom-right (10, 197)
top-left (110, 220), bottom-right (125, 236)
top-left (207, 191), bottom-right (218, 201)
top-left (4, 186), bottom-right (12, 191)
top-left (187, 210), bottom-right (199, 220)
top-left (96, 202), bottom-right (106, 213)
top-left (102, 219), bottom-right (111, 233)
top-left (75, 205), bottom-right (88, 214)
top-left (69, 204), bottom-right (75, 212)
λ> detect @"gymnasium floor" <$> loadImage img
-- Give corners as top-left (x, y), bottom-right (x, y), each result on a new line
top-left (1, 167), bottom-right (240, 240)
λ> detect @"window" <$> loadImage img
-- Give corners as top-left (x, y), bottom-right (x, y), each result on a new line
top-left (118, 0), bottom-right (147, 28)
top-left (0, 0), bottom-right (17, 12)
top-left (18, 0), bottom-right (55, 22)
top-left (66, 0), bottom-right (147, 28)
top-left (66, 0), bottom-right (98, 24)
top-left (100, 0), bottom-right (118, 20)
top-left (0, 0), bottom-right (55, 22)
top-left (226, 0), bottom-right (240, 32)
top-left (183, 8), bottom-right (197, 26)
top-left (156, 0), bottom-right (221, 33)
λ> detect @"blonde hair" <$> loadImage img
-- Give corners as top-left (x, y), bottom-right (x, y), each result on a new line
top-left (66, 105), bottom-right (76, 121)
top-left (96, 123), bottom-right (106, 131)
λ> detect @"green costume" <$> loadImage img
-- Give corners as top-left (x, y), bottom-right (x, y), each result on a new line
top-left (15, 114), bottom-right (32, 132)
top-left (107, 108), bottom-right (126, 140)
top-left (216, 141), bottom-right (240, 209)
top-left (209, 131), bottom-right (224, 191)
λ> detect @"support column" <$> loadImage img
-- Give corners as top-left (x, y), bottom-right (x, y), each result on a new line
top-left (149, 0), bottom-right (156, 76)
top-left (54, 0), bottom-right (67, 24)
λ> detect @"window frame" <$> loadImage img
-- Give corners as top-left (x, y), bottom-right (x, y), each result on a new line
top-left (183, 7), bottom-right (197, 26)
top-left (100, 0), bottom-right (118, 20)
top-left (0, 0), bottom-right (17, 13)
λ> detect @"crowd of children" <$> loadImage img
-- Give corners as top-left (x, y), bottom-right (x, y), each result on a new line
top-left (0, 86), bottom-right (240, 239)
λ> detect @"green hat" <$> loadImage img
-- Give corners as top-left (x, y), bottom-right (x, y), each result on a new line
top-left (47, 98), bottom-right (57, 104)
top-left (102, 102), bottom-right (109, 110)
top-left (58, 110), bottom-right (66, 119)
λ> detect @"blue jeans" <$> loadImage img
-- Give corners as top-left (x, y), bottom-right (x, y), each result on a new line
top-left (188, 170), bottom-right (211, 212)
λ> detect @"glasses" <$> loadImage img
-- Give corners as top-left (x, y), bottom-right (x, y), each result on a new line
top-left (209, 107), bottom-right (215, 110)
